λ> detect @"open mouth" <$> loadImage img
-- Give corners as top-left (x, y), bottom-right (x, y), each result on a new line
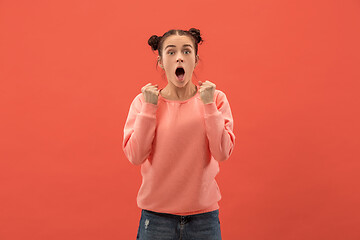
top-left (175, 67), bottom-right (185, 80)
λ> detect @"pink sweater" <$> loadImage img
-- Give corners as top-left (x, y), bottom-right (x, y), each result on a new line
top-left (122, 86), bottom-right (235, 216)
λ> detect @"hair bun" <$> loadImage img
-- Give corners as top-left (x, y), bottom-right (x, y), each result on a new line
top-left (188, 28), bottom-right (203, 44)
top-left (148, 35), bottom-right (161, 51)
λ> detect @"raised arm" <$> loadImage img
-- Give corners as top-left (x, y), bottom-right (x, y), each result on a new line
top-left (203, 90), bottom-right (235, 162)
top-left (122, 94), bottom-right (158, 165)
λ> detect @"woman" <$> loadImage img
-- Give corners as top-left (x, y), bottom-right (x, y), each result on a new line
top-left (123, 28), bottom-right (235, 240)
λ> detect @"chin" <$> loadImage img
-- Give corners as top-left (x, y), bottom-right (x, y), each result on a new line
top-left (178, 81), bottom-right (190, 87)
top-left (171, 79), bottom-right (186, 87)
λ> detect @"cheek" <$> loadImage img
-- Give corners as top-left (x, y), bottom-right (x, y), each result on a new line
top-left (162, 58), bottom-right (171, 68)
top-left (189, 55), bottom-right (196, 65)
top-left (188, 58), bottom-right (197, 69)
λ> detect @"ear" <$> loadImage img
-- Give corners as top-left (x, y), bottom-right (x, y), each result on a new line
top-left (158, 56), bottom-right (164, 69)
top-left (195, 55), bottom-right (199, 67)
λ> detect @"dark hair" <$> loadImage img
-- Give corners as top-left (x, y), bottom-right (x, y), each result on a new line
top-left (148, 28), bottom-right (203, 57)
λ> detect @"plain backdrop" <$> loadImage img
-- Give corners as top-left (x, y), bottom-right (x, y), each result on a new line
top-left (1, 0), bottom-right (359, 239)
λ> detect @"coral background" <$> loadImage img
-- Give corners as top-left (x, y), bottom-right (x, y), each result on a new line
top-left (1, 0), bottom-right (359, 239)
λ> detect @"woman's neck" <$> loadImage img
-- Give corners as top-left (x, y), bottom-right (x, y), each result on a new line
top-left (160, 82), bottom-right (197, 100)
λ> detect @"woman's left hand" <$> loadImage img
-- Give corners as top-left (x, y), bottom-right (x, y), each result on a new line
top-left (198, 80), bottom-right (216, 104)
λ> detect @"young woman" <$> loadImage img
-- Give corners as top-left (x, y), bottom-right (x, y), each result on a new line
top-left (123, 28), bottom-right (235, 240)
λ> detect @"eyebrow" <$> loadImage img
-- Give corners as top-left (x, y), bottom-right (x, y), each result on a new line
top-left (165, 44), bottom-right (193, 50)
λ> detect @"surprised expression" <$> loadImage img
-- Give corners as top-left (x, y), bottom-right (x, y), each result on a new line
top-left (159, 35), bottom-right (198, 87)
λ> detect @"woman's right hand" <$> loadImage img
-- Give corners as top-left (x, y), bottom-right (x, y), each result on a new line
top-left (141, 83), bottom-right (160, 105)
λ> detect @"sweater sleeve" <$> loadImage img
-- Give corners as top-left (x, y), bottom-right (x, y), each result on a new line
top-left (203, 90), bottom-right (236, 162)
top-left (122, 94), bottom-right (158, 165)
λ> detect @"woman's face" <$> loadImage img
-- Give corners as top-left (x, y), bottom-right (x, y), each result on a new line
top-left (158, 34), bottom-right (198, 88)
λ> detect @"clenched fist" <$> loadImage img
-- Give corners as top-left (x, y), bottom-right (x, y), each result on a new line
top-left (198, 80), bottom-right (216, 104)
top-left (141, 83), bottom-right (160, 105)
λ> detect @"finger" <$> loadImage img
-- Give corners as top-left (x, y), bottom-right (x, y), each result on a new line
top-left (202, 82), bottom-right (214, 88)
top-left (142, 83), bottom-right (151, 90)
top-left (146, 89), bottom-right (158, 93)
top-left (147, 87), bottom-right (158, 91)
top-left (144, 88), bottom-right (157, 93)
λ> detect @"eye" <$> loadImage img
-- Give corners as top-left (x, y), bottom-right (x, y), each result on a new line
top-left (184, 50), bottom-right (191, 54)
top-left (168, 51), bottom-right (174, 55)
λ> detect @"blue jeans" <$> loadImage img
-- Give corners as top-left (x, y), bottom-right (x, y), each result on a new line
top-left (136, 209), bottom-right (222, 240)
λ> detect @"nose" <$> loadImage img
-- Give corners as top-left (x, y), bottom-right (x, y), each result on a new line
top-left (176, 55), bottom-right (183, 63)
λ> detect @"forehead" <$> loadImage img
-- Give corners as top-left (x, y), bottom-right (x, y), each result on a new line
top-left (163, 34), bottom-right (194, 48)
